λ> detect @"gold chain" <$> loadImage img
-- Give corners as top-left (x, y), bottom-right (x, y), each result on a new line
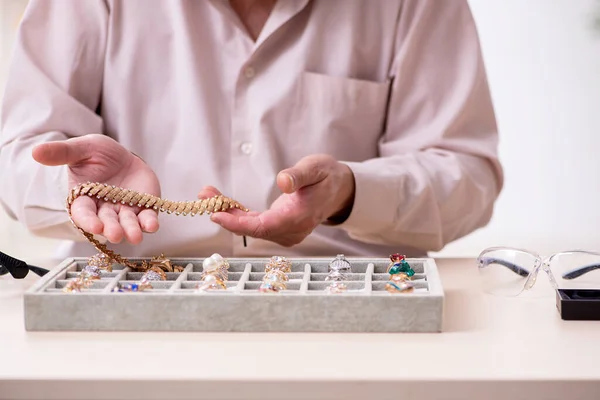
top-left (66, 182), bottom-right (248, 271)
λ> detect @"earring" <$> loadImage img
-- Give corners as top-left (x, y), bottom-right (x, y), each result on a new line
top-left (196, 253), bottom-right (229, 291)
top-left (259, 256), bottom-right (291, 293)
top-left (63, 253), bottom-right (114, 292)
top-left (385, 253), bottom-right (415, 293)
top-left (325, 254), bottom-right (352, 294)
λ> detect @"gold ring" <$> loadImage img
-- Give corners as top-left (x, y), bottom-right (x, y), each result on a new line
top-left (259, 256), bottom-right (291, 293)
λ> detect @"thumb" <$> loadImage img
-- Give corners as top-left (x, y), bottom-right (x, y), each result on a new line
top-left (277, 156), bottom-right (329, 194)
top-left (32, 137), bottom-right (92, 167)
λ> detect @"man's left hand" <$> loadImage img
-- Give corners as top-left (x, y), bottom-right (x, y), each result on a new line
top-left (201, 154), bottom-right (355, 247)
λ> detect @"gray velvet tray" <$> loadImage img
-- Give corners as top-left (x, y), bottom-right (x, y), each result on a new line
top-left (23, 256), bottom-right (444, 332)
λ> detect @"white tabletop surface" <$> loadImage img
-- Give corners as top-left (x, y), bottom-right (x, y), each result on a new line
top-left (1, 257), bottom-right (600, 400)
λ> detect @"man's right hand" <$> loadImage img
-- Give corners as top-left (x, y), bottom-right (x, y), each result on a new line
top-left (32, 134), bottom-right (161, 245)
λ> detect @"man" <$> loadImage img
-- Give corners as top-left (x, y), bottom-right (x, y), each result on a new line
top-left (0, 0), bottom-right (503, 259)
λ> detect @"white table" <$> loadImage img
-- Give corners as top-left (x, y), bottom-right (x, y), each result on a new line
top-left (1, 257), bottom-right (600, 400)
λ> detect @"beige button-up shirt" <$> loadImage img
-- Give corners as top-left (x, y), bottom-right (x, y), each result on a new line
top-left (0, 0), bottom-right (502, 259)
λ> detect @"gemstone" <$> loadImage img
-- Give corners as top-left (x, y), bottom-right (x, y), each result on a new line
top-left (196, 273), bottom-right (226, 291)
top-left (389, 265), bottom-right (402, 275)
top-left (87, 253), bottom-right (113, 272)
top-left (143, 270), bottom-right (163, 282)
top-left (259, 283), bottom-right (276, 293)
top-left (390, 253), bottom-right (405, 262)
top-left (328, 254), bottom-right (352, 274)
top-left (399, 261), bottom-right (415, 276)
top-left (266, 256), bottom-right (291, 273)
top-left (385, 279), bottom-right (414, 293)
top-left (325, 270), bottom-right (346, 281)
top-left (325, 281), bottom-right (347, 294)
top-left (82, 265), bottom-right (102, 279)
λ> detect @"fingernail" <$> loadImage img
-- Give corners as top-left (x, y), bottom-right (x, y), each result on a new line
top-left (286, 174), bottom-right (295, 191)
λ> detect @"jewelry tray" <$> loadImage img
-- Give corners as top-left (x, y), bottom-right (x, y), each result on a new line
top-left (23, 257), bottom-right (444, 332)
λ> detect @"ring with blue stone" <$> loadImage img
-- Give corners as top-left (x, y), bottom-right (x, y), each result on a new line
top-left (113, 266), bottom-right (166, 292)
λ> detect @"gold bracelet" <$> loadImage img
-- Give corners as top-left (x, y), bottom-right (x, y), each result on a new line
top-left (66, 182), bottom-right (248, 273)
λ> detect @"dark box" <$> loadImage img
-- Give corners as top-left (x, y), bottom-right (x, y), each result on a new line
top-left (556, 289), bottom-right (600, 320)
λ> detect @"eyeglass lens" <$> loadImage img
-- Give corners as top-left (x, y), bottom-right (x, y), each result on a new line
top-left (477, 248), bottom-right (539, 296)
top-left (478, 249), bottom-right (600, 296)
top-left (548, 252), bottom-right (600, 289)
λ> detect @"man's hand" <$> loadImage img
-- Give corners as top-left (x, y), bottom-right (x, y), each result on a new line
top-left (32, 134), bottom-right (161, 245)
top-left (205, 154), bottom-right (355, 247)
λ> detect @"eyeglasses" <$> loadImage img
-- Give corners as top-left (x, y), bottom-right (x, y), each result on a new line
top-left (476, 246), bottom-right (600, 296)
top-left (0, 250), bottom-right (49, 279)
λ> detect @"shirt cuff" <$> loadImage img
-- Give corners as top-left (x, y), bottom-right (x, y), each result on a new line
top-left (325, 160), bottom-right (400, 244)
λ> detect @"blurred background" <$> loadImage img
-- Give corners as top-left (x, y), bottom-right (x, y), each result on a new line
top-left (1, 0), bottom-right (599, 260)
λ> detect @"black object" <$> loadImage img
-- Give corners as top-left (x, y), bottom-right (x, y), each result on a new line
top-left (481, 257), bottom-right (600, 280)
top-left (0, 250), bottom-right (49, 279)
top-left (556, 289), bottom-right (600, 320)
top-left (479, 257), bottom-right (530, 277)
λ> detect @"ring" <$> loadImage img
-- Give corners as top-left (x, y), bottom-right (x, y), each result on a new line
top-left (113, 266), bottom-right (167, 292)
top-left (326, 254), bottom-right (352, 281)
top-left (259, 256), bottom-right (291, 293)
top-left (196, 253), bottom-right (229, 291)
top-left (63, 253), bottom-right (114, 293)
top-left (385, 274), bottom-right (415, 293)
top-left (386, 253), bottom-right (415, 277)
top-left (87, 253), bottom-right (114, 272)
top-left (264, 256), bottom-right (292, 274)
top-left (324, 254), bottom-right (352, 293)
top-left (384, 253), bottom-right (415, 293)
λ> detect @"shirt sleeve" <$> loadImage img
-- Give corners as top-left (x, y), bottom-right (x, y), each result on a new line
top-left (335, 0), bottom-right (504, 252)
top-left (0, 0), bottom-right (108, 240)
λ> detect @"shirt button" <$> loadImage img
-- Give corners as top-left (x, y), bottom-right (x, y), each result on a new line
top-left (244, 67), bottom-right (255, 78)
top-left (240, 142), bottom-right (253, 155)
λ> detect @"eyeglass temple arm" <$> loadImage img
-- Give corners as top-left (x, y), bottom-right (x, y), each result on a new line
top-left (562, 264), bottom-right (600, 280)
top-left (0, 250), bottom-right (49, 279)
top-left (480, 257), bottom-right (530, 277)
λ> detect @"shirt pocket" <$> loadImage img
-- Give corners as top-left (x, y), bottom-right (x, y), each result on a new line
top-left (287, 71), bottom-right (391, 161)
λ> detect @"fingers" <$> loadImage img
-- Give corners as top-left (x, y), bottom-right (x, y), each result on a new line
top-left (138, 208), bottom-right (159, 233)
top-left (197, 185), bottom-right (222, 199)
top-left (73, 199), bottom-right (157, 244)
top-left (277, 155), bottom-right (330, 194)
top-left (32, 137), bottom-right (92, 167)
top-left (97, 205), bottom-right (124, 243)
top-left (210, 210), bottom-right (261, 233)
top-left (211, 212), bottom-right (311, 247)
top-left (70, 196), bottom-right (103, 235)
top-left (211, 213), bottom-right (268, 237)
top-left (118, 208), bottom-right (144, 245)
top-left (211, 207), bottom-right (311, 238)
top-left (198, 186), bottom-right (250, 216)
